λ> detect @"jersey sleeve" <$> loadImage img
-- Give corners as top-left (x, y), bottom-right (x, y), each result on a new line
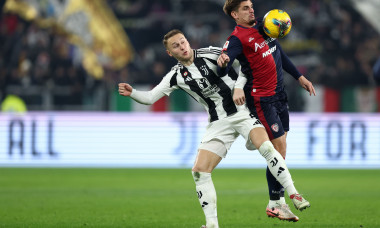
top-left (217, 36), bottom-right (243, 76)
top-left (130, 71), bottom-right (178, 105)
top-left (278, 41), bottom-right (302, 80)
top-left (234, 69), bottom-right (248, 89)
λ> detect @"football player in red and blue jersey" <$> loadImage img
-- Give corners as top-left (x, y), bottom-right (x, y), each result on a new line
top-left (217, 0), bottom-right (315, 222)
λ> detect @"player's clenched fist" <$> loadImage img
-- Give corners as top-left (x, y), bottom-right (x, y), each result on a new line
top-left (217, 53), bottom-right (230, 68)
top-left (118, 83), bottom-right (133, 96)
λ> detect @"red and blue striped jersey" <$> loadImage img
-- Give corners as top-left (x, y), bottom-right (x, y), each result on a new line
top-left (218, 18), bottom-right (301, 97)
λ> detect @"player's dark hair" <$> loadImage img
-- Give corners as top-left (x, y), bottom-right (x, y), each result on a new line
top-left (163, 29), bottom-right (184, 48)
top-left (223, 0), bottom-right (251, 19)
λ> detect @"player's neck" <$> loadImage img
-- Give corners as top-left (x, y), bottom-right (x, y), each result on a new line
top-left (237, 23), bottom-right (253, 28)
top-left (237, 21), bottom-right (256, 28)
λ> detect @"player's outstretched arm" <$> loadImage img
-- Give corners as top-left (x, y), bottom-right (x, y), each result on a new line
top-left (298, 76), bottom-right (316, 96)
top-left (118, 83), bottom-right (133, 96)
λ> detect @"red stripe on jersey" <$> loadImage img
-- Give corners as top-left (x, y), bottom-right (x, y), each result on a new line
top-left (253, 96), bottom-right (274, 139)
top-left (232, 26), bottom-right (277, 97)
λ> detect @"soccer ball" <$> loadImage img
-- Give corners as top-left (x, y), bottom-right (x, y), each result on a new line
top-left (263, 9), bottom-right (292, 39)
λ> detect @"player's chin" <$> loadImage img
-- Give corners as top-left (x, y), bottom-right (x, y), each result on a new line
top-left (248, 19), bottom-right (256, 26)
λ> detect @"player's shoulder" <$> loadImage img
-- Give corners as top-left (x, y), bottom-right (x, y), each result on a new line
top-left (196, 46), bottom-right (222, 56)
top-left (169, 62), bottom-right (183, 73)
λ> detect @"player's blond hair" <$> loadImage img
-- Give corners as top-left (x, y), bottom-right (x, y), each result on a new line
top-left (163, 29), bottom-right (184, 48)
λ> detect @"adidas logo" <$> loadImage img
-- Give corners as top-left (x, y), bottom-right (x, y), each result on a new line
top-left (201, 201), bottom-right (209, 208)
top-left (277, 167), bottom-right (285, 176)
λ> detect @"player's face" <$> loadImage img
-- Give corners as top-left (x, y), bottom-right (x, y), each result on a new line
top-left (233, 1), bottom-right (256, 27)
top-left (166, 33), bottom-right (193, 64)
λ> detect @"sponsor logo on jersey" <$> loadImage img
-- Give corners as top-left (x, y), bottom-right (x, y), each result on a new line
top-left (197, 78), bottom-right (220, 97)
top-left (197, 78), bottom-right (211, 89)
top-left (254, 37), bottom-right (276, 52)
top-left (262, 46), bottom-right (277, 58)
top-left (271, 123), bottom-right (279, 132)
top-left (249, 37), bottom-right (255, 42)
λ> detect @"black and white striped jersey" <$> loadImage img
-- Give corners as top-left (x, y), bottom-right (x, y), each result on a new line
top-left (130, 46), bottom-right (246, 122)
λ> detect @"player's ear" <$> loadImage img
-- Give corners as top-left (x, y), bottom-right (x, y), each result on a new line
top-left (231, 11), bottom-right (238, 20)
top-left (166, 50), bottom-right (173, 57)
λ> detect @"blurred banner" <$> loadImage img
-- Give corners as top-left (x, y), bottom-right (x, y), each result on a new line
top-left (351, 0), bottom-right (380, 34)
top-left (1, 112), bottom-right (380, 168)
top-left (3, 0), bottom-right (134, 79)
top-left (301, 86), bottom-right (379, 113)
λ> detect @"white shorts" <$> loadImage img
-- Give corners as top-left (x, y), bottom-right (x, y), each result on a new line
top-left (198, 109), bottom-right (264, 158)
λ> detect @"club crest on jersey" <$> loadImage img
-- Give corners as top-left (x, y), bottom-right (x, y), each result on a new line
top-left (182, 71), bottom-right (193, 81)
top-left (271, 123), bottom-right (279, 132)
top-left (200, 65), bottom-right (209, 75)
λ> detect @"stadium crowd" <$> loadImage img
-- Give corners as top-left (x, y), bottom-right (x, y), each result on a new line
top-left (0, 0), bottom-right (379, 111)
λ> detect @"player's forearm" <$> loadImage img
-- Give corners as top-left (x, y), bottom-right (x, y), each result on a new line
top-left (130, 89), bottom-right (164, 105)
top-left (235, 71), bottom-right (248, 89)
top-left (217, 66), bottom-right (228, 76)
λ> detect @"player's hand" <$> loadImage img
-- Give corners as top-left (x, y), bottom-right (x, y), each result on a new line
top-left (298, 76), bottom-right (316, 96)
top-left (118, 83), bottom-right (133, 96)
top-left (233, 88), bottom-right (246, 105)
top-left (217, 53), bottom-right (230, 68)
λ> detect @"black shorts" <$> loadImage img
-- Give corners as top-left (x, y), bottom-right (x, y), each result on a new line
top-left (246, 91), bottom-right (289, 140)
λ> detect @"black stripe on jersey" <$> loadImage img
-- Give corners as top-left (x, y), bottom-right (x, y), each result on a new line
top-left (227, 67), bottom-right (238, 81)
top-left (169, 70), bottom-right (178, 88)
top-left (201, 57), bottom-right (238, 81)
top-left (170, 69), bottom-right (199, 102)
top-left (179, 65), bottom-right (219, 122)
top-left (194, 57), bottom-right (237, 117)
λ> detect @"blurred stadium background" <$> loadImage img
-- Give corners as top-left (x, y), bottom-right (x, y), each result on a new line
top-left (1, 0), bottom-right (379, 112)
top-left (1, 1), bottom-right (380, 227)
top-left (1, 0), bottom-right (380, 167)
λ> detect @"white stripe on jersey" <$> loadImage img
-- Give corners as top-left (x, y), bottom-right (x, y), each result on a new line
top-left (143, 46), bottom-right (246, 122)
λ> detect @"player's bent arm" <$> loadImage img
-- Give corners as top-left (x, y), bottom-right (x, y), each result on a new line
top-left (217, 36), bottom-right (243, 76)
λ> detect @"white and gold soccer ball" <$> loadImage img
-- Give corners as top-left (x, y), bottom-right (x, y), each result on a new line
top-left (263, 9), bottom-right (292, 39)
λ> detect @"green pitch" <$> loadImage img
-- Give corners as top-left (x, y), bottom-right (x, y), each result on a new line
top-left (0, 168), bottom-right (379, 227)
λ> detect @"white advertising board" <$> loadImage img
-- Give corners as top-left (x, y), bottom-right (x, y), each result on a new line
top-left (0, 112), bottom-right (379, 168)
